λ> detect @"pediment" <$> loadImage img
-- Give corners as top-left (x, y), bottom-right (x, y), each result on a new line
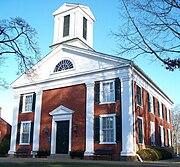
top-left (11, 43), bottom-right (131, 88)
top-left (49, 105), bottom-right (74, 116)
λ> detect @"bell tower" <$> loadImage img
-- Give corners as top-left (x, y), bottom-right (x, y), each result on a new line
top-left (52, 3), bottom-right (95, 49)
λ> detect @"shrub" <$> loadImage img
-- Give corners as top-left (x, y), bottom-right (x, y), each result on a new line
top-left (150, 147), bottom-right (162, 160)
top-left (137, 147), bottom-right (172, 161)
top-left (0, 135), bottom-right (10, 157)
top-left (137, 148), bottom-right (159, 161)
top-left (37, 150), bottom-right (50, 158)
top-left (156, 148), bottom-right (172, 160)
top-left (70, 150), bottom-right (84, 159)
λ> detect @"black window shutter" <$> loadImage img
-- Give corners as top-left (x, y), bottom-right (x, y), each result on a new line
top-left (19, 95), bottom-right (23, 113)
top-left (116, 115), bottom-right (121, 142)
top-left (147, 93), bottom-right (151, 112)
top-left (83, 17), bottom-right (87, 39)
top-left (115, 78), bottom-right (121, 101)
top-left (94, 117), bottom-right (100, 143)
top-left (138, 118), bottom-right (143, 143)
top-left (30, 122), bottom-right (34, 144)
top-left (16, 123), bottom-right (21, 144)
top-left (63, 15), bottom-right (70, 37)
top-left (32, 93), bottom-right (36, 111)
top-left (94, 82), bottom-right (100, 104)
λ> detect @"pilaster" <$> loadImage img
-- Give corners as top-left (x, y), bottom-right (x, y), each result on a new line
top-left (32, 90), bottom-right (43, 151)
top-left (121, 75), bottom-right (136, 157)
top-left (84, 82), bottom-right (94, 156)
top-left (8, 94), bottom-right (20, 155)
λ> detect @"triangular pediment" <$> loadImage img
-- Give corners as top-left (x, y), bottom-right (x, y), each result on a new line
top-left (49, 105), bottom-right (74, 116)
top-left (11, 44), bottom-right (131, 88)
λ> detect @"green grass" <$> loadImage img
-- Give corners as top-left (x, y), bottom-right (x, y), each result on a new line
top-left (0, 162), bottom-right (168, 167)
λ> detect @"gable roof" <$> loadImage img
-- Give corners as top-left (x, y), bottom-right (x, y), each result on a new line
top-left (0, 117), bottom-right (11, 127)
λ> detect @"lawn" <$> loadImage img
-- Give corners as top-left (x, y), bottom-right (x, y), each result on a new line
top-left (0, 162), bottom-right (169, 167)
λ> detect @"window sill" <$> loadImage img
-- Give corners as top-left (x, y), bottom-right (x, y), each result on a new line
top-left (99, 142), bottom-right (116, 145)
top-left (99, 102), bottom-right (116, 105)
top-left (137, 104), bottom-right (143, 108)
top-left (19, 143), bottom-right (30, 145)
top-left (21, 111), bottom-right (32, 114)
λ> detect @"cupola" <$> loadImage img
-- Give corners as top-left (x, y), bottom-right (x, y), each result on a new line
top-left (51, 3), bottom-right (95, 49)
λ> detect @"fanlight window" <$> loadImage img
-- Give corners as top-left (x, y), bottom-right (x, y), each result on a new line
top-left (54, 59), bottom-right (74, 72)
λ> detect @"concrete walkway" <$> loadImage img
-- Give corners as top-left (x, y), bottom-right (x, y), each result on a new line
top-left (0, 157), bottom-right (179, 167)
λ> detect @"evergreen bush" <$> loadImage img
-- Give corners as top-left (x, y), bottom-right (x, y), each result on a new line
top-left (137, 147), bottom-right (172, 161)
top-left (0, 135), bottom-right (10, 157)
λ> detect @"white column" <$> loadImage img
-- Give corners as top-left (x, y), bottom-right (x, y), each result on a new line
top-left (32, 90), bottom-right (43, 151)
top-left (121, 76), bottom-right (136, 157)
top-left (8, 94), bottom-right (19, 155)
top-left (84, 82), bottom-right (94, 156)
top-left (50, 118), bottom-right (56, 154)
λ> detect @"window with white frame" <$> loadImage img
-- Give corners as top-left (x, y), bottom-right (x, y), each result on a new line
top-left (100, 114), bottom-right (116, 144)
top-left (23, 94), bottom-right (34, 112)
top-left (100, 80), bottom-right (115, 103)
top-left (160, 125), bottom-right (164, 147)
top-left (20, 121), bottom-right (31, 144)
top-left (158, 101), bottom-right (163, 119)
top-left (167, 129), bottom-right (172, 147)
top-left (54, 59), bottom-right (74, 72)
top-left (162, 104), bottom-right (164, 119)
top-left (150, 121), bottom-right (155, 146)
top-left (166, 109), bottom-right (170, 123)
top-left (137, 116), bottom-right (144, 144)
top-left (136, 85), bottom-right (142, 106)
top-left (147, 93), bottom-right (154, 113)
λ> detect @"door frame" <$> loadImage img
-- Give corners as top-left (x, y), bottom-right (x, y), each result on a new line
top-left (49, 105), bottom-right (74, 154)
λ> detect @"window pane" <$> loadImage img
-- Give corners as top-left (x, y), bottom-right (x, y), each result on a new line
top-left (138, 118), bottom-right (143, 144)
top-left (25, 95), bottom-right (33, 112)
top-left (102, 116), bottom-right (114, 142)
top-left (150, 122), bottom-right (155, 146)
top-left (54, 59), bottom-right (73, 72)
top-left (22, 133), bottom-right (29, 143)
top-left (136, 85), bottom-right (142, 106)
top-left (160, 126), bottom-right (164, 147)
top-left (101, 81), bottom-right (115, 103)
top-left (21, 122), bottom-right (31, 144)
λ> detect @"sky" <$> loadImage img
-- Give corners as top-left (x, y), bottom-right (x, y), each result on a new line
top-left (0, 0), bottom-right (180, 125)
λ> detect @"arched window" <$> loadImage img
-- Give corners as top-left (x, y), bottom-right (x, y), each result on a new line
top-left (54, 59), bottom-right (74, 72)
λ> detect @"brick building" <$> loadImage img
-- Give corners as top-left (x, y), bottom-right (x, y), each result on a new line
top-left (0, 107), bottom-right (11, 143)
top-left (8, 3), bottom-right (173, 160)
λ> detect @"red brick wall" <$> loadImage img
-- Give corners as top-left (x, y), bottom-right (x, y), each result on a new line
top-left (0, 118), bottom-right (11, 142)
top-left (39, 84), bottom-right (86, 152)
top-left (134, 82), bottom-right (172, 150)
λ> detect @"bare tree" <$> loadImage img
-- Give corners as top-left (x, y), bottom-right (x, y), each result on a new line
top-left (115, 0), bottom-right (180, 71)
top-left (172, 104), bottom-right (180, 154)
top-left (0, 17), bottom-right (40, 88)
